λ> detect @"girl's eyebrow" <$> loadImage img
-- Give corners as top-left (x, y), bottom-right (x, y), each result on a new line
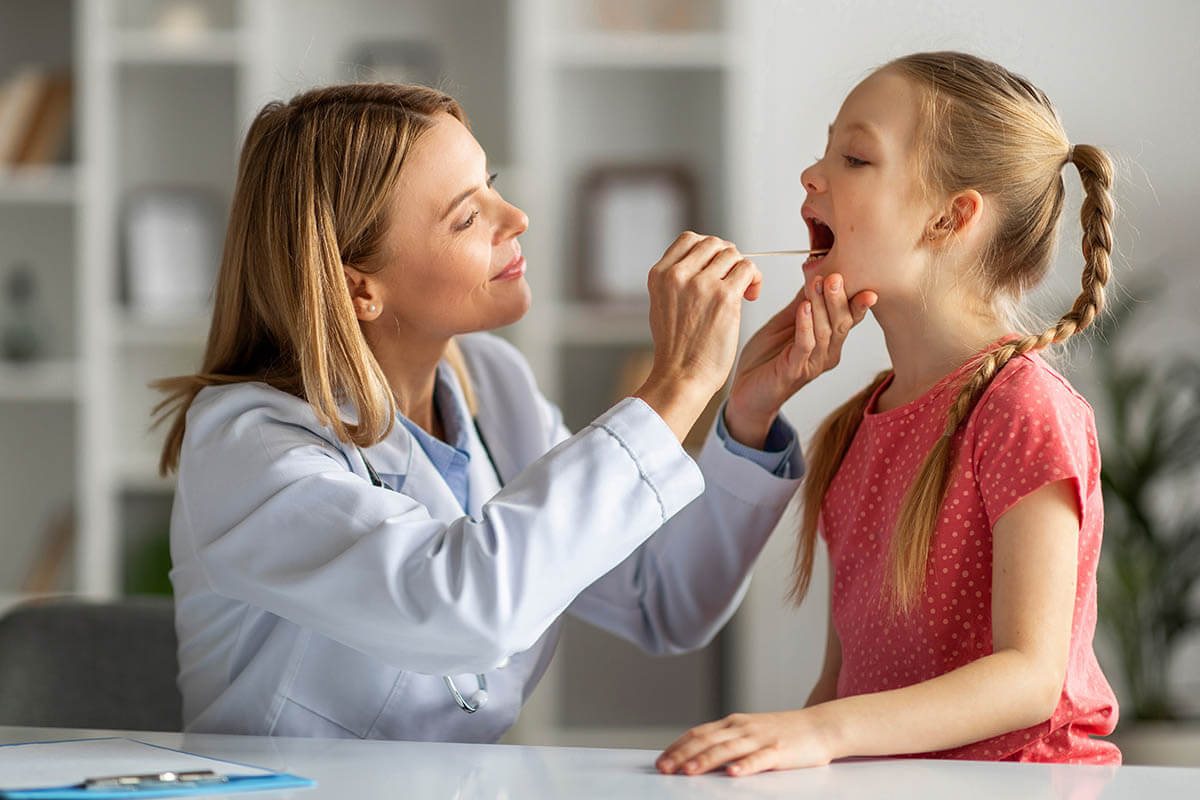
top-left (829, 121), bottom-right (880, 141)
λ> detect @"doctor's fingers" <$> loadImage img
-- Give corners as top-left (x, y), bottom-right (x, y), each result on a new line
top-left (719, 257), bottom-right (763, 302)
top-left (805, 276), bottom-right (834, 358)
top-left (817, 277), bottom-right (876, 369)
top-left (652, 235), bottom-right (737, 284)
top-left (656, 230), bottom-right (706, 267)
top-left (788, 299), bottom-right (817, 369)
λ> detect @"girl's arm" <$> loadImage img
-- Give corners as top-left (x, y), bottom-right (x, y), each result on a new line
top-left (805, 573), bottom-right (842, 708)
top-left (656, 478), bottom-right (1079, 776)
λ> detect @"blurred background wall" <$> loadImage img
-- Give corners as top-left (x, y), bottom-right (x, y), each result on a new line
top-left (0, 0), bottom-right (1195, 762)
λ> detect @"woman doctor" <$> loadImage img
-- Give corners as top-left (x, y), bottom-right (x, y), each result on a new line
top-left (155, 83), bottom-right (875, 743)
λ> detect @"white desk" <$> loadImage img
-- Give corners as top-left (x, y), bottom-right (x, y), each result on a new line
top-left (2, 725), bottom-right (1197, 798)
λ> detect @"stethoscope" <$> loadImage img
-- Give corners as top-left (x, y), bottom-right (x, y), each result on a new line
top-left (357, 416), bottom-right (501, 715)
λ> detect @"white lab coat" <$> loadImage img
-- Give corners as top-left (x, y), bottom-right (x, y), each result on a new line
top-left (170, 332), bottom-right (802, 742)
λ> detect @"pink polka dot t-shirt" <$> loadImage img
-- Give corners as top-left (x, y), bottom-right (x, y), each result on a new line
top-left (821, 350), bottom-right (1120, 763)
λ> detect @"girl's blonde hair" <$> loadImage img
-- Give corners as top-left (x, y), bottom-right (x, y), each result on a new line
top-left (154, 83), bottom-right (478, 475)
top-left (790, 52), bottom-right (1114, 613)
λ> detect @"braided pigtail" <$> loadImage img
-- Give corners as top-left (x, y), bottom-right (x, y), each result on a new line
top-left (885, 143), bottom-right (1114, 614)
top-left (789, 371), bottom-right (892, 604)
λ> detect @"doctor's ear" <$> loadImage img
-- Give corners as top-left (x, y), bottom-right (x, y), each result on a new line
top-left (925, 190), bottom-right (984, 243)
top-left (343, 264), bottom-right (382, 321)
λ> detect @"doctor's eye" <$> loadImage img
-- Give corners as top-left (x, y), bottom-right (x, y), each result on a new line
top-left (843, 155), bottom-right (869, 168)
top-left (487, 172), bottom-right (498, 187)
top-left (457, 209), bottom-right (480, 230)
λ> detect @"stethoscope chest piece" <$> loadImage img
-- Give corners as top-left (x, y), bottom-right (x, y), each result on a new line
top-left (444, 673), bottom-right (488, 713)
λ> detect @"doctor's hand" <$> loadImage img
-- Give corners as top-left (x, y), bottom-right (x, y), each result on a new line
top-left (724, 273), bottom-right (876, 449)
top-left (635, 232), bottom-right (763, 444)
top-left (656, 708), bottom-right (837, 777)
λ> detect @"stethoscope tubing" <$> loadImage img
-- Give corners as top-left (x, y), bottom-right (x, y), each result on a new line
top-left (358, 416), bottom-right (502, 715)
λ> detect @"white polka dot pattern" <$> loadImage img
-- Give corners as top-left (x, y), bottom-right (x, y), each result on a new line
top-left (820, 351), bottom-right (1120, 764)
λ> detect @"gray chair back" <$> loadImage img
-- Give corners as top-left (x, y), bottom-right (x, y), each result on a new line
top-left (0, 596), bottom-right (181, 731)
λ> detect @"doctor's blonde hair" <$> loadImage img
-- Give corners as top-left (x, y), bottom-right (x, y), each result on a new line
top-left (789, 52), bottom-right (1114, 614)
top-left (155, 83), bottom-right (478, 475)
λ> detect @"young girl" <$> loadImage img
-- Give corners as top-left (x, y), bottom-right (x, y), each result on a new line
top-left (657, 51), bottom-right (1119, 774)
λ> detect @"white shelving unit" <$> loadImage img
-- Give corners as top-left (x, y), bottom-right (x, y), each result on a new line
top-left (72, 0), bottom-right (267, 597)
top-left (0, 0), bottom-right (273, 598)
top-left (0, 0), bottom-right (82, 595)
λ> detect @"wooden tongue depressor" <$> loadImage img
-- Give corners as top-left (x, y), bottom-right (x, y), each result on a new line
top-left (741, 249), bottom-right (829, 257)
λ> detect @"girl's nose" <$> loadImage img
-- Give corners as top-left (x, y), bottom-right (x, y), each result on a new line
top-left (800, 163), bottom-right (825, 193)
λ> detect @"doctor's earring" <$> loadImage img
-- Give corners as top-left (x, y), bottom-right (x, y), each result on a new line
top-left (367, 304), bottom-right (377, 313)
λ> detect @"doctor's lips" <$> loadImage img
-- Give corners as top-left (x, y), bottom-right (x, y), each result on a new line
top-left (492, 248), bottom-right (526, 281)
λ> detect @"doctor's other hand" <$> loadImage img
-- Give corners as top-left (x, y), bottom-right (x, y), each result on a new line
top-left (656, 708), bottom-right (836, 777)
top-left (725, 273), bottom-right (876, 449)
top-left (635, 232), bottom-right (763, 444)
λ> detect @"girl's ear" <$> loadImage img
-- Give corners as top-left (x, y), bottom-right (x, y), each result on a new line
top-left (343, 264), bottom-right (382, 321)
top-left (926, 190), bottom-right (985, 242)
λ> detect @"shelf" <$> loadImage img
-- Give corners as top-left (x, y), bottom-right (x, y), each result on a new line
top-left (118, 311), bottom-right (210, 349)
top-left (553, 31), bottom-right (730, 69)
top-left (0, 359), bottom-right (77, 402)
top-left (0, 165), bottom-right (77, 205)
top-left (557, 302), bottom-right (654, 346)
top-left (114, 30), bottom-right (246, 65)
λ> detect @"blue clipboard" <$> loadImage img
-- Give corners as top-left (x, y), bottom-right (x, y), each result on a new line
top-left (0, 737), bottom-right (315, 799)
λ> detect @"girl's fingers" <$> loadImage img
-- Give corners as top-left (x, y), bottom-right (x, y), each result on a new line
top-left (658, 724), bottom-right (732, 773)
top-left (679, 737), bottom-right (759, 775)
top-left (726, 746), bottom-right (780, 777)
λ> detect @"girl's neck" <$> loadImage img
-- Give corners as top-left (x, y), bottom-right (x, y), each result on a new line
top-left (871, 291), bottom-right (1009, 413)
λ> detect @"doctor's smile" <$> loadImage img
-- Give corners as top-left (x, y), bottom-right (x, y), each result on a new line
top-left (491, 248), bottom-right (525, 282)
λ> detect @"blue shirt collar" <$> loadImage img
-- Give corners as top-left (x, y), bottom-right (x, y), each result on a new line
top-left (396, 361), bottom-right (474, 512)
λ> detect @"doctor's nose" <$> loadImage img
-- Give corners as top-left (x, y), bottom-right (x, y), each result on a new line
top-left (494, 198), bottom-right (528, 243)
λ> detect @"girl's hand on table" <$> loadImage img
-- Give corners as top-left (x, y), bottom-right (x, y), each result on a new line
top-left (655, 708), bottom-right (837, 777)
top-left (724, 273), bottom-right (876, 448)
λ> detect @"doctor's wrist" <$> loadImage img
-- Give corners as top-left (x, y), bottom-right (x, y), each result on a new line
top-left (633, 375), bottom-right (715, 444)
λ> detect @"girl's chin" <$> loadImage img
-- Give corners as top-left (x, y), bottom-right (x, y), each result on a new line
top-left (801, 255), bottom-right (831, 277)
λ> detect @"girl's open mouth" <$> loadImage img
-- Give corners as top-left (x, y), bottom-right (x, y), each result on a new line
top-left (803, 211), bottom-right (835, 266)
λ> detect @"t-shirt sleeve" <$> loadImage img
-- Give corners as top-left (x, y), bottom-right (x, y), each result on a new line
top-left (970, 358), bottom-right (1100, 530)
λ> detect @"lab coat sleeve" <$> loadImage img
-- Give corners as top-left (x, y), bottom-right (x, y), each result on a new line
top-left (173, 387), bottom-right (703, 676)
top-left (567, 414), bottom-right (804, 654)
